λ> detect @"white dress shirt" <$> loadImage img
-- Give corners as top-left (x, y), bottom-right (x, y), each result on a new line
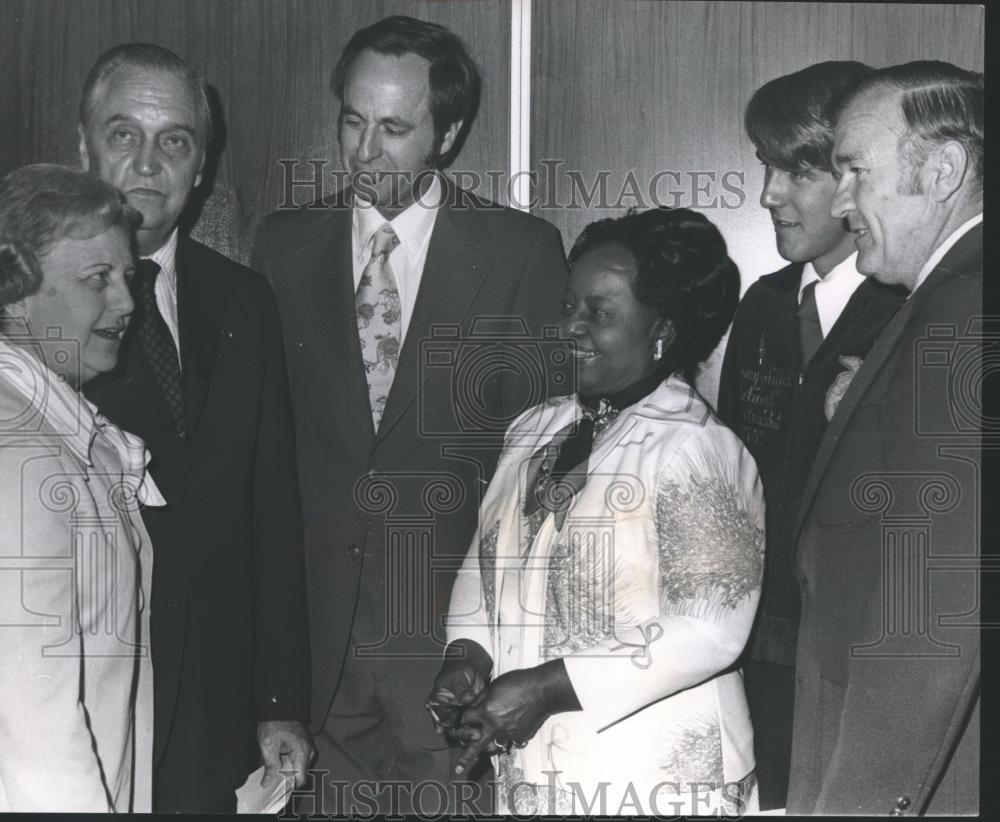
top-left (797, 252), bottom-right (866, 338)
top-left (910, 212), bottom-right (983, 295)
top-left (352, 174), bottom-right (442, 345)
top-left (145, 227), bottom-right (182, 366)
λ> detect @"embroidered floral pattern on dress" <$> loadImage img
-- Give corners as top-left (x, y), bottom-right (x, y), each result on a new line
top-left (659, 722), bottom-right (724, 786)
top-left (542, 533), bottom-right (619, 658)
top-left (654, 453), bottom-right (764, 617)
top-left (495, 754), bottom-right (578, 814)
top-left (479, 521), bottom-right (499, 637)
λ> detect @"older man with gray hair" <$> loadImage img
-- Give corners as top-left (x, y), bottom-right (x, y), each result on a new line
top-left (788, 60), bottom-right (982, 816)
top-left (80, 43), bottom-right (313, 812)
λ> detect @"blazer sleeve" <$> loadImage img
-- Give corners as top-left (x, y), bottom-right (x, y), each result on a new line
top-left (0, 447), bottom-right (111, 811)
top-left (247, 272), bottom-right (311, 724)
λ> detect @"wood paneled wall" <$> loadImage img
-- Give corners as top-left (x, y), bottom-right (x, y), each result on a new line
top-left (0, 0), bottom-right (985, 401)
top-left (530, 1), bottom-right (984, 401)
top-left (0, 0), bottom-right (511, 264)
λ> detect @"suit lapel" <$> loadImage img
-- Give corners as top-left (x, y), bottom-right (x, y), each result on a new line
top-left (176, 239), bottom-right (224, 436)
top-left (806, 278), bottom-right (905, 381)
top-left (794, 294), bottom-right (912, 538)
top-left (791, 223), bottom-right (983, 559)
top-left (789, 293), bottom-right (913, 566)
top-left (820, 279), bottom-right (876, 349)
top-left (292, 207), bottom-right (376, 439)
top-left (375, 190), bottom-right (492, 440)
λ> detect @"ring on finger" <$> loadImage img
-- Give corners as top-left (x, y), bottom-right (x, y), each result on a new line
top-left (491, 737), bottom-right (528, 753)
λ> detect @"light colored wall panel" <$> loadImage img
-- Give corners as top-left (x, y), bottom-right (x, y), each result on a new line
top-left (530, 0), bottom-right (984, 403)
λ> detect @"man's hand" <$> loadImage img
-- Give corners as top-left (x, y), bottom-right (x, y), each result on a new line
top-left (257, 720), bottom-right (315, 789)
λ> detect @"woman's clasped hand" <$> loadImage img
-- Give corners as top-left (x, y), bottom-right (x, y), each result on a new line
top-left (428, 645), bottom-right (582, 774)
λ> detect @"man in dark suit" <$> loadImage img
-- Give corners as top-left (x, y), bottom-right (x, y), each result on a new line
top-left (252, 16), bottom-right (568, 815)
top-left (80, 43), bottom-right (313, 812)
top-left (787, 61), bottom-right (982, 815)
top-left (717, 61), bottom-right (906, 810)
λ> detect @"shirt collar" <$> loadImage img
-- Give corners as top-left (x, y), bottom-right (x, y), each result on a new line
top-left (582, 368), bottom-right (666, 412)
top-left (797, 252), bottom-right (864, 304)
top-left (145, 227), bottom-right (179, 293)
top-left (353, 174), bottom-right (442, 265)
top-left (797, 262), bottom-right (821, 303)
top-left (911, 212), bottom-right (983, 296)
top-left (578, 368), bottom-right (667, 436)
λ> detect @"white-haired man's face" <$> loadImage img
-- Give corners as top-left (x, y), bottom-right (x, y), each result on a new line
top-left (80, 67), bottom-right (205, 256)
top-left (829, 87), bottom-right (942, 290)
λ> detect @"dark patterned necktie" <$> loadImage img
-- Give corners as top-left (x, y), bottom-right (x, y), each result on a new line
top-left (134, 258), bottom-right (185, 437)
top-left (797, 279), bottom-right (824, 369)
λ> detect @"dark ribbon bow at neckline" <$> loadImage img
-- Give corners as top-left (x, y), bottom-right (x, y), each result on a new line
top-left (523, 369), bottom-right (665, 525)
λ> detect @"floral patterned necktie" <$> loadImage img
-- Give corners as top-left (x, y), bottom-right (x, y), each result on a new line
top-left (355, 223), bottom-right (401, 430)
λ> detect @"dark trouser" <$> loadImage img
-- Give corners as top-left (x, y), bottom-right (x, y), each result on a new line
top-left (291, 646), bottom-right (490, 816)
top-left (744, 659), bottom-right (795, 811)
top-left (154, 613), bottom-right (238, 813)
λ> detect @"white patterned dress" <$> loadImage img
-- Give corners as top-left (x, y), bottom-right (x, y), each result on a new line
top-left (447, 375), bottom-right (765, 815)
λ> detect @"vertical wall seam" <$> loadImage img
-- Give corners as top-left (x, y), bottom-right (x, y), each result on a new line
top-left (509, 0), bottom-right (531, 211)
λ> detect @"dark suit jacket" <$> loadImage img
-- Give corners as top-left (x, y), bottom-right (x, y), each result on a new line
top-left (718, 264), bottom-right (905, 666)
top-left (252, 182), bottom-right (569, 738)
top-left (787, 224), bottom-right (982, 815)
top-left (86, 237), bottom-right (310, 787)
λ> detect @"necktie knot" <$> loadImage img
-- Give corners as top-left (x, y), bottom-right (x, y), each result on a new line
top-left (797, 279), bottom-right (819, 318)
top-left (370, 224), bottom-right (399, 261)
top-left (135, 259), bottom-right (162, 308)
top-left (797, 278), bottom-right (823, 368)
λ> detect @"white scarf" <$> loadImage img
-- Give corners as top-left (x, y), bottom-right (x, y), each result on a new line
top-left (0, 336), bottom-right (166, 507)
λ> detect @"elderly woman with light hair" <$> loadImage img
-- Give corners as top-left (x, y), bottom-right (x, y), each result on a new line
top-left (0, 163), bottom-right (163, 812)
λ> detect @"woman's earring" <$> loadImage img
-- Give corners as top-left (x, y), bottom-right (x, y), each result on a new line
top-left (653, 337), bottom-right (664, 362)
